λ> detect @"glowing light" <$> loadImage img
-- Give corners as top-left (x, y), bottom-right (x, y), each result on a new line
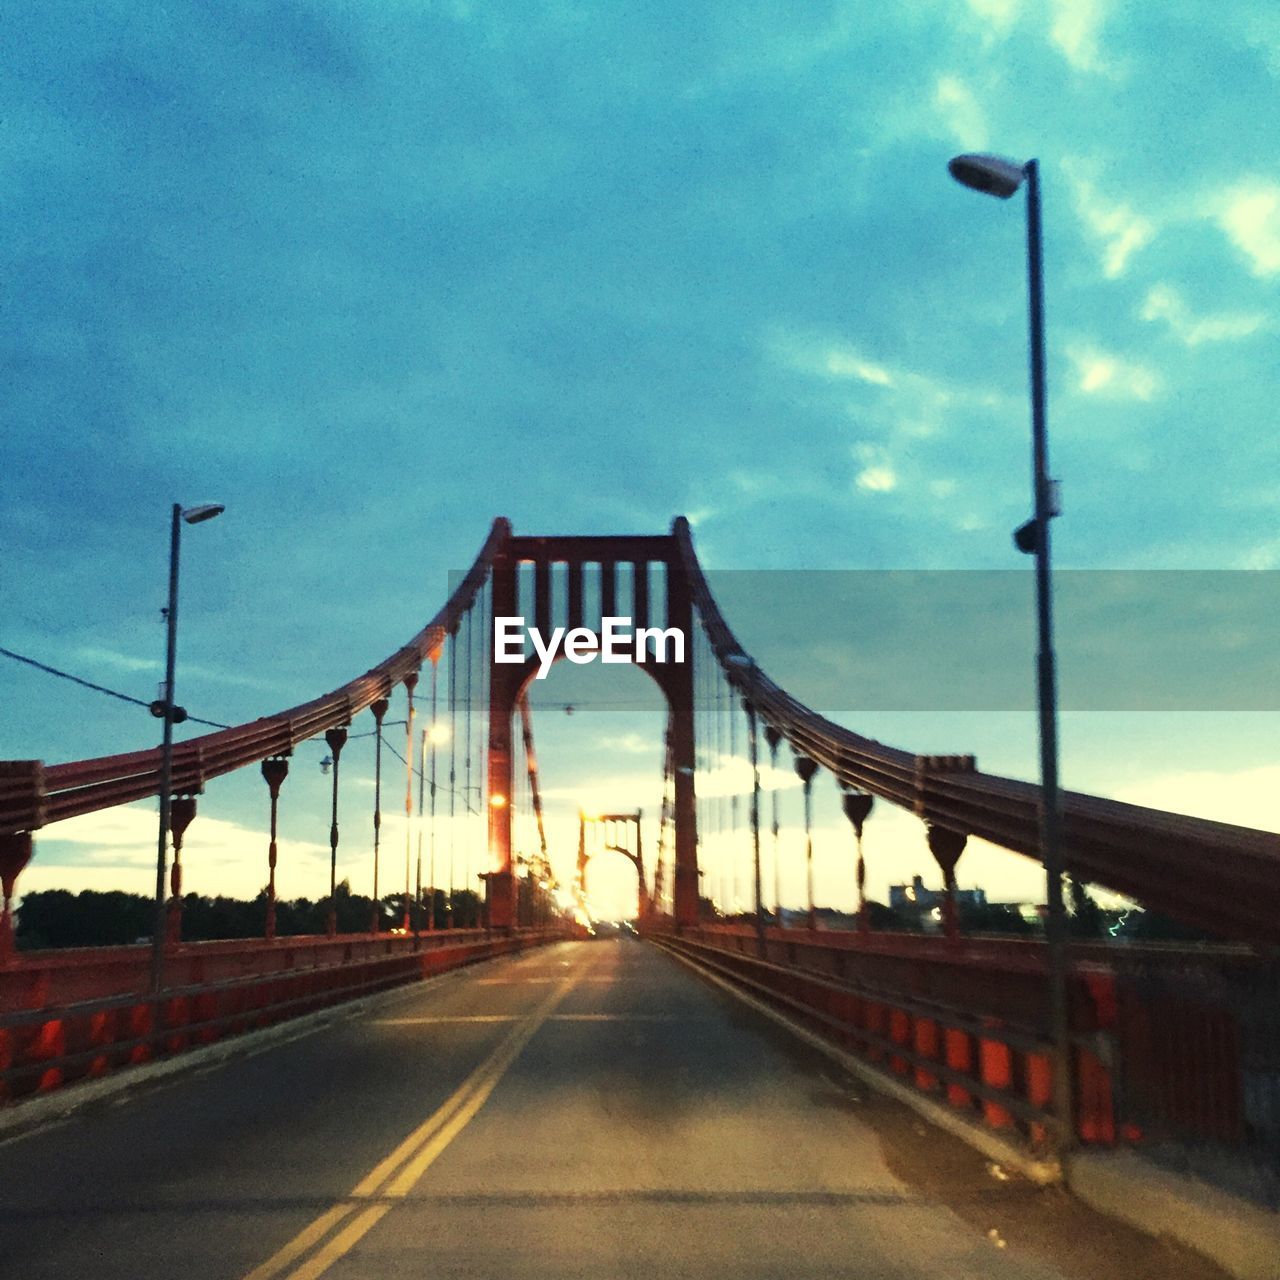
top-left (428, 723), bottom-right (451, 744)
top-left (489, 793), bottom-right (507, 808)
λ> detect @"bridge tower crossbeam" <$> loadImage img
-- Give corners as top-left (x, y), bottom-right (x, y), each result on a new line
top-left (486, 531), bottom-right (697, 931)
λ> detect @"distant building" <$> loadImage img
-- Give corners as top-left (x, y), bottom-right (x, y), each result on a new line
top-left (889, 874), bottom-right (987, 925)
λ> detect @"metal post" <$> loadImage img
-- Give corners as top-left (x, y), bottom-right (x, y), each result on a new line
top-left (150, 504), bottom-right (182, 996)
top-left (744, 674), bottom-right (765, 958)
top-left (842, 790), bottom-right (874, 936)
top-left (765, 725), bottom-right (782, 930)
top-left (262, 756), bottom-right (289, 939)
top-left (403, 673), bottom-right (418, 930)
top-left (1026, 158), bottom-right (1073, 1149)
top-left (325, 725), bottom-right (347, 936)
top-left (165, 795), bottom-right (196, 947)
top-left (795, 756), bottom-right (818, 932)
top-left (428, 656), bottom-right (440, 931)
top-left (416, 724), bottom-right (426, 937)
top-left (370, 698), bottom-right (389, 933)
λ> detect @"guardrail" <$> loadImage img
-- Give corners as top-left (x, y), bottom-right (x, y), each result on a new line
top-left (0, 929), bottom-right (498, 1012)
top-left (0, 928), bottom-right (563, 1106)
top-left (658, 923), bottom-right (1280, 1186)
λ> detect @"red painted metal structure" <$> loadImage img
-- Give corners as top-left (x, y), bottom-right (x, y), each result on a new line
top-left (2, 516), bottom-right (1279, 1164)
top-left (0, 929), bottom-right (563, 1103)
top-left (486, 533), bottom-right (698, 930)
top-left (3, 516), bottom-right (1278, 946)
top-left (658, 924), bottom-right (1272, 1163)
top-left (669, 518), bottom-right (1280, 947)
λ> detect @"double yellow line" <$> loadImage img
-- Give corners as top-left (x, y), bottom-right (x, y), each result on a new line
top-left (244, 970), bottom-right (580, 1280)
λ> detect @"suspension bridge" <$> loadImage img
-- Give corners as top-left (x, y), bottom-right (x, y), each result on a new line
top-left (0, 517), bottom-right (1277, 1280)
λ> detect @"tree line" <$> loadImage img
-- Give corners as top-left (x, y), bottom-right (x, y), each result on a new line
top-left (15, 881), bottom-right (485, 950)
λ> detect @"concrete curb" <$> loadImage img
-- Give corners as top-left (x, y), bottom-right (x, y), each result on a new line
top-left (1067, 1150), bottom-right (1280, 1280)
top-left (0, 945), bottom-right (549, 1143)
top-left (651, 938), bottom-right (1062, 1186)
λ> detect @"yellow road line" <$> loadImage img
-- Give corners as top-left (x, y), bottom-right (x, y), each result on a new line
top-left (474, 977), bottom-right (559, 984)
top-left (370, 1015), bottom-right (520, 1025)
top-left (549, 1013), bottom-right (692, 1022)
top-left (242, 969), bottom-right (579, 1280)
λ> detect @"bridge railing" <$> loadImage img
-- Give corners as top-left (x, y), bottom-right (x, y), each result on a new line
top-left (0, 927), bottom-right (565, 1106)
top-left (0, 928), bottom-right (496, 1012)
top-left (659, 923), bottom-right (1279, 1195)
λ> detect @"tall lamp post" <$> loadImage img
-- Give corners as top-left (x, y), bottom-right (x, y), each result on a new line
top-left (948, 152), bottom-right (1072, 1152)
top-left (150, 502), bottom-right (224, 995)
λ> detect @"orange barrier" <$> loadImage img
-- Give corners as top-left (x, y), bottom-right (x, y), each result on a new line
top-left (0, 928), bottom-right (563, 1106)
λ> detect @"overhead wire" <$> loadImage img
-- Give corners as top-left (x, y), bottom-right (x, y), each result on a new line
top-left (0, 645), bottom-right (230, 729)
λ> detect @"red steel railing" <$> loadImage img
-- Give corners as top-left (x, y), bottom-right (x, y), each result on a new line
top-left (660, 923), bottom-right (1278, 1169)
top-left (0, 927), bottom-right (563, 1104)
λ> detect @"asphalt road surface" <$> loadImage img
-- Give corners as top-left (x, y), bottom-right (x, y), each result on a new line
top-left (0, 940), bottom-right (1227, 1279)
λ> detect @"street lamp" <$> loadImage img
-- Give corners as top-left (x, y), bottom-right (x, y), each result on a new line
top-left (150, 502), bottom-right (224, 995)
top-left (949, 151), bottom-right (1072, 1153)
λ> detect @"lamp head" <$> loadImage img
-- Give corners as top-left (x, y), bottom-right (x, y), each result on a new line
top-left (182, 503), bottom-right (225, 525)
top-left (948, 153), bottom-right (1026, 199)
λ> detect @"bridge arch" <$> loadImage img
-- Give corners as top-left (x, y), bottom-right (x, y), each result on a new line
top-left (485, 528), bottom-right (698, 930)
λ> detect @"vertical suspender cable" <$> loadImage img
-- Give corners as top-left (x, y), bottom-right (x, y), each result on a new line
top-left (714, 661), bottom-right (725, 915)
top-left (463, 600), bottom-right (475, 925)
top-left (448, 625), bottom-right (458, 927)
top-left (729, 676), bottom-right (740, 914)
top-left (427, 655), bottom-right (439, 931)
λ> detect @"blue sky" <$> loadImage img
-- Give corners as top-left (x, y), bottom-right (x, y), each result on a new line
top-left (2, 1), bottom-right (1277, 918)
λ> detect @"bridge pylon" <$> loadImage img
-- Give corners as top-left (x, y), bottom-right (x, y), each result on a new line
top-left (485, 526), bottom-right (698, 931)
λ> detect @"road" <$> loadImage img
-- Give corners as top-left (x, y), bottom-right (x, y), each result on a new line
top-left (0, 939), bottom-right (1226, 1279)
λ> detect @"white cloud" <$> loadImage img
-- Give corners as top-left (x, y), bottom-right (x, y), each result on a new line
top-left (934, 75), bottom-right (988, 148)
top-left (825, 348), bottom-right (893, 386)
top-left (1050, 0), bottom-right (1111, 73)
top-left (76, 646), bottom-right (159, 674)
top-left (1216, 182), bottom-right (1280, 276)
top-left (1238, 541), bottom-right (1280, 570)
top-left (1065, 343), bottom-right (1159, 400)
top-left (856, 466), bottom-right (897, 493)
top-left (596, 732), bottom-right (656, 755)
top-left (1140, 284), bottom-right (1266, 346)
top-left (23, 803), bottom-right (332, 903)
top-left (1063, 160), bottom-right (1155, 277)
top-left (967, 0), bottom-right (1020, 29)
top-left (853, 443), bottom-right (898, 494)
top-left (930, 479), bottom-right (958, 498)
top-left (1115, 763), bottom-right (1280, 831)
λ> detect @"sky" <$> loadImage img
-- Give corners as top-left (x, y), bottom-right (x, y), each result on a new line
top-left (1, 1), bottom-right (1277, 921)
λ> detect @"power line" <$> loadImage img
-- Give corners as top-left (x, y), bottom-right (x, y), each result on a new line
top-left (0, 645), bottom-right (229, 729)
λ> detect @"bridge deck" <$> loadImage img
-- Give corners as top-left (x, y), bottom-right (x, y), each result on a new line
top-left (0, 942), bottom-right (1226, 1279)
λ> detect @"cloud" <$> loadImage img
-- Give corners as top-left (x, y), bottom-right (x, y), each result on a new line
top-left (1215, 181), bottom-right (1280, 276)
top-left (967, 0), bottom-right (1020, 30)
top-left (1065, 343), bottom-right (1159, 400)
top-left (1050, 0), bottom-right (1112, 74)
top-left (823, 348), bottom-right (894, 387)
top-left (596, 732), bottom-right (657, 755)
top-left (1115, 763), bottom-right (1280, 831)
top-left (853, 443), bottom-right (898, 494)
top-left (1140, 284), bottom-right (1266, 347)
top-left (1063, 160), bottom-right (1155, 277)
top-left (934, 75), bottom-right (988, 148)
top-left (1238, 541), bottom-right (1280, 570)
top-left (76, 646), bottom-right (159, 674)
top-left (24, 802), bottom-right (331, 903)
top-left (855, 466), bottom-right (897, 494)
